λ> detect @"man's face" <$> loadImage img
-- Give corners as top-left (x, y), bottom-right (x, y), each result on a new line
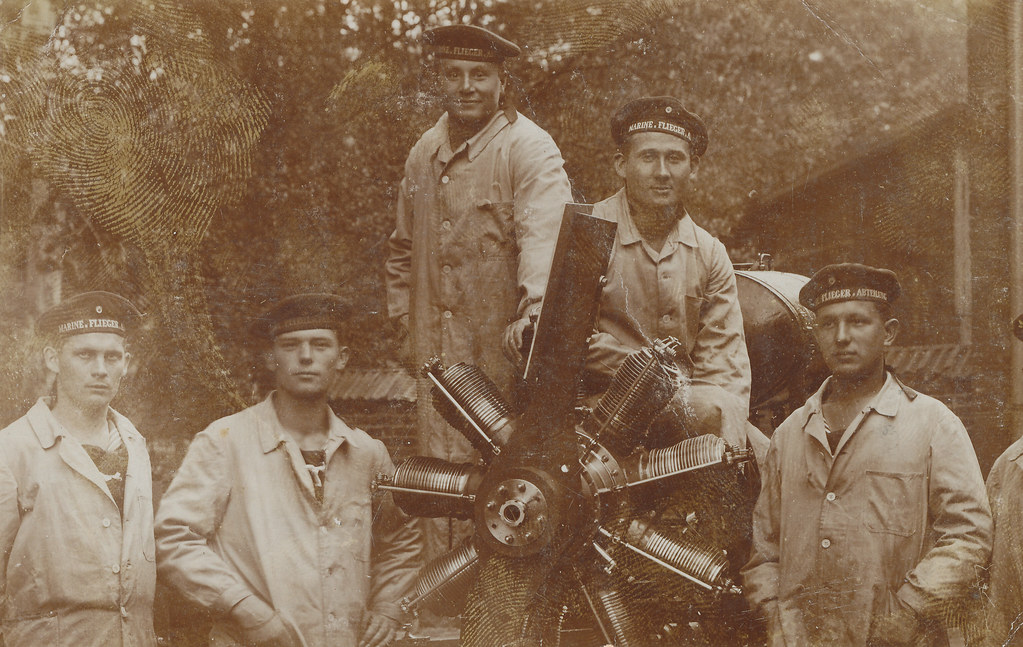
top-left (44, 332), bottom-right (130, 412)
top-left (812, 300), bottom-right (898, 380)
top-left (614, 132), bottom-right (699, 212)
top-left (439, 59), bottom-right (504, 128)
top-left (268, 329), bottom-right (348, 400)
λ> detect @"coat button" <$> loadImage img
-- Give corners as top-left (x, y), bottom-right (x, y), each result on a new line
top-left (120, 606), bottom-right (128, 619)
top-left (820, 539), bottom-right (831, 549)
top-left (443, 310), bottom-right (452, 319)
top-left (102, 518), bottom-right (111, 528)
top-left (112, 564), bottom-right (121, 574)
top-left (441, 220), bottom-right (452, 231)
top-left (441, 175), bottom-right (450, 184)
top-left (442, 265), bottom-right (452, 274)
top-left (825, 492), bottom-right (836, 502)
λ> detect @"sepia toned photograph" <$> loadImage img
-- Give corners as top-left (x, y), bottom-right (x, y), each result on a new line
top-left (0, 1), bottom-right (1018, 645)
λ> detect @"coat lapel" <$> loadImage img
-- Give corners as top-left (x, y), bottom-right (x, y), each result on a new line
top-left (257, 396), bottom-right (318, 503)
top-left (26, 400), bottom-right (116, 504)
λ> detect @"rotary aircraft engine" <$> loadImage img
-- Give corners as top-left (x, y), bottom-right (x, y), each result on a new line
top-left (375, 207), bottom-right (816, 646)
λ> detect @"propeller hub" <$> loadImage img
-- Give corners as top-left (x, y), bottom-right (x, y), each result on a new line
top-left (481, 477), bottom-right (549, 551)
top-left (476, 466), bottom-right (569, 557)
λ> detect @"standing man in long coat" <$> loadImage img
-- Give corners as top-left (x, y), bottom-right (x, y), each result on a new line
top-left (0, 291), bottom-right (156, 647)
top-left (385, 24), bottom-right (572, 560)
top-left (742, 264), bottom-right (991, 647)
top-left (155, 294), bottom-right (420, 647)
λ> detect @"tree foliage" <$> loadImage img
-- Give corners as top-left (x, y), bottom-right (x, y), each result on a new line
top-left (0, 0), bottom-right (967, 438)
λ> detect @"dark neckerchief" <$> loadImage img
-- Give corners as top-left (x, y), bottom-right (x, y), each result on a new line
top-left (300, 449), bottom-right (327, 504)
top-left (83, 443), bottom-right (130, 511)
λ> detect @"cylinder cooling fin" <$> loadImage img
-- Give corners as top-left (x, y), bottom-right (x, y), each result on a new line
top-left (386, 456), bottom-right (481, 520)
top-left (423, 359), bottom-right (513, 458)
top-left (402, 537), bottom-right (479, 616)
top-left (583, 338), bottom-right (685, 457)
top-left (403, 342), bottom-right (755, 642)
top-left (632, 433), bottom-right (728, 486)
top-left (595, 585), bottom-right (646, 647)
top-left (617, 519), bottom-right (739, 595)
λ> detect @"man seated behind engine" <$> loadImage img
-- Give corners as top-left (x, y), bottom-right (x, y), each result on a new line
top-left (583, 96), bottom-right (765, 456)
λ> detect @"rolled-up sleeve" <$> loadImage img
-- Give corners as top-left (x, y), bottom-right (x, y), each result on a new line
top-left (154, 429), bottom-right (252, 615)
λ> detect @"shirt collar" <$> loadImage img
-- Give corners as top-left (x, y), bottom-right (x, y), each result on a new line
top-left (257, 392), bottom-right (351, 455)
top-left (26, 397), bottom-right (126, 450)
top-left (799, 370), bottom-right (915, 433)
top-left (613, 189), bottom-right (699, 249)
top-left (436, 109), bottom-right (512, 165)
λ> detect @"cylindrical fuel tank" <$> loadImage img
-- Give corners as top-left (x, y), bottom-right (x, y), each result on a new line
top-left (735, 270), bottom-right (829, 409)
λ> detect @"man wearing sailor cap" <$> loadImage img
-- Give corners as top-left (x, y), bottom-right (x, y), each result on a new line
top-left (743, 264), bottom-right (991, 646)
top-left (0, 291), bottom-right (157, 647)
top-left (156, 294), bottom-right (420, 647)
top-left (584, 95), bottom-right (766, 458)
top-left (385, 24), bottom-right (572, 560)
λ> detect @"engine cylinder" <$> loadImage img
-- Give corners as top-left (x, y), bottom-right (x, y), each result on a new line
top-left (390, 456), bottom-right (481, 519)
top-left (426, 361), bottom-right (513, 457)
top-left (595, 586), bottom-right (646, 647)
top-left (404, 538), bottom-right (479, 616)
top-left (584, 339), bottom-right (683, 456)
top-left (624, 519), bottom-right (734, 593)
top-left (635, 434), bottom-right (728, 483)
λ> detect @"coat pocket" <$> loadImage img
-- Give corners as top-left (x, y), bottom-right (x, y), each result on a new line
top-left (862, 470), bottom-right (923, 537)
top-left (476, 200), bottom-right (517, 260)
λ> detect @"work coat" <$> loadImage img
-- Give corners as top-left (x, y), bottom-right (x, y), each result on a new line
top-left (586, 189), bottom-right (759, 452)
top-left (0, 398), bottom-right (157, 647)
top-left (984, 435), bottom-right (1023, 646)
top-left (385, 108), bottom-right (572, 464)
top-left (154, 395), bottom-right (421, 647)
top-left (743, 373), bottom-right (991, 646)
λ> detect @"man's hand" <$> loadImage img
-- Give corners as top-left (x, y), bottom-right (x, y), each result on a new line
top-left (231, 595), bottom-right (302, 647)
top-left (866, 597), bottom-right (926, 647)
top-left (502, 316), bottom-right (533, 365)
top-left (359, 613), bottom-right (399, 647)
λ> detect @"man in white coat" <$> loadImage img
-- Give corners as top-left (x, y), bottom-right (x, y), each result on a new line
top-left (0, 291), bottom-right (156, 647)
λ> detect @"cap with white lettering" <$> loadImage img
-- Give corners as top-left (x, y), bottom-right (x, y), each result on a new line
top-left (611, 96), bottom-right (708, 157)
top-left (422, 24), bottom-right (521, 63)
top-left (799, 263), bottom-right (901, 311)
top-left (36, 291), bottom-right (142, 340)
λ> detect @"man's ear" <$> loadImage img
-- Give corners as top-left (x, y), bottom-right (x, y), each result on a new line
top-left (335, 347), bottom-right (350, 372)
top-left (613, 150), bottom-right (627, 180)
top-left (43, 345), bottom-right (60, 374)
top-left (123, 351), bottom-right (132, 377)
top-left (883, 318), bottom-right (900, 347)
top-left (689, 154), bottom-right (701, 180)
